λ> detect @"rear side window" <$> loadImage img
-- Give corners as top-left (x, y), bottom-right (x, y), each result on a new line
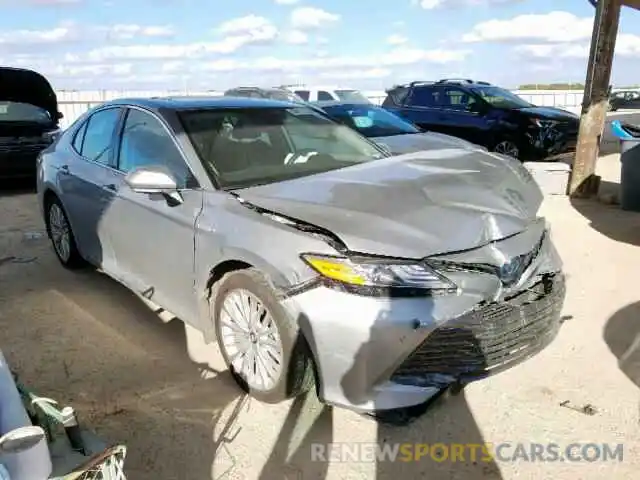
top-left (295, 90), bottom-right (310, 101)
top-left (407, 86), bottom-right (441, 107)
top-left (80, 107), bottom-right (122, 165)
top-left (317, 91), bottom-right (334, 101)
top-left (383, 87), bottom-right (409, 107)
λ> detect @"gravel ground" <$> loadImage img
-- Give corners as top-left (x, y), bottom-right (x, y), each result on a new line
top-left (0, 155), bottom-right (639, 479)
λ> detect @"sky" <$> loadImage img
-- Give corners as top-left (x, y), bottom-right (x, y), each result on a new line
top-left (1, 0), bottom-right (640, 92)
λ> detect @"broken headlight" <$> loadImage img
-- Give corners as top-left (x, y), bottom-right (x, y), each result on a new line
top-left (300, 253), bottom-right (458, 297)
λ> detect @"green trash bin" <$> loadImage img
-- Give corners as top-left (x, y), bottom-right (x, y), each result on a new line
top-left (620, 138), bottom-right (640, 211)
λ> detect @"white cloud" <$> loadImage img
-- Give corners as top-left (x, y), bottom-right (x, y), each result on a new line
top-left (290, 7), bottom-right (340, 29)
top-left (0, 21), bottom-right (175, 48)
top-left (217, 15), bottom-right (273, 35)
top-left (387, 34), bottom-right (408, 46)
top-left (274, 0), bottom-right (298, 4)
top-left (281, 29), bottom-right (308, 44)
top-left (462, 11), bottom-right (593, 44)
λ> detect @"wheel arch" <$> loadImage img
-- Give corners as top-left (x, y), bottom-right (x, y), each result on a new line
top-left (203, 258), bottom-right (322, 397)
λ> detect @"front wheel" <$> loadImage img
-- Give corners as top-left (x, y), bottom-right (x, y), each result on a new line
top-left (212, 268), bottom-right (315, 403)
top-left (492, 139), bottom-right (520, 159)
top-left (45, 196), bottom-right (86, 269)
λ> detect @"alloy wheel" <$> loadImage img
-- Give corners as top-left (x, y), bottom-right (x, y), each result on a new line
top-left (49, 204), bottom-right (71, 262)
top-left (494, 140), bottom-right (520, 159)
top-left (218, 289), bottom-right (284, 391)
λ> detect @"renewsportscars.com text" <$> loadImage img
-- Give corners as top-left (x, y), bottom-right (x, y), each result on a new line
top-left (310, 442), bottom-right (624, 463)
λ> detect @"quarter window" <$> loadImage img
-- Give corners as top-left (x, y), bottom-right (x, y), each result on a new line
top-left (117, 108), bottom-right (195, 189)
top-left (294, 90), bottom-right (310, 101)
top-left (408, 87), bottom-right (441, 107)
top-left (71, 120), bottom-right (88, 154)
top-left (80, 107), bottom-right (122, 165)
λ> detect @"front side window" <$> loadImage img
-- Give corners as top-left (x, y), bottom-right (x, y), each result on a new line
top-left (294, 90), bottom-right (310, 101)
top-left (117, 108), bottom-right (194, 188)
top-left (442, 87), bottom-right (480, 112)
top-left (80, 107), bottom-right (122, 165)
top-left (324, 105), bottom-right (420, 138)
top-left (472, 86), bottom-right (532, 109)
top-left (179, 107), bottom-right (386, 189)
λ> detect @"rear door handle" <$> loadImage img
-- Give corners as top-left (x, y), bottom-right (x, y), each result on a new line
top-left (60, 165), bottom-right (70, 175)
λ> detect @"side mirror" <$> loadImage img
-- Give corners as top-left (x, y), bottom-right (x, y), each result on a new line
top-left (124, 167), bottom-right (178, 194)
top-left (125, 167), bottom-right (183, 205)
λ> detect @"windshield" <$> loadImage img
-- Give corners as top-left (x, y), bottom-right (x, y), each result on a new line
top-left (0, 101), bottom-right (52, 123)
top-left (180, 107), bottom-right (387, 189)
top-left (471, 86), bottom-right (532, 109)
top-left (334, 90), bottom-right (371, 103)
top-left (324, 105), bottom-right (420, 137)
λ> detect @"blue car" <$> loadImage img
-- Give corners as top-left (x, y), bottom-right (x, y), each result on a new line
top-left (314, 101), bottom-right (484, 155)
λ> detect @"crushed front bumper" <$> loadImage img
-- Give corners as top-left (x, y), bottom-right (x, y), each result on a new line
top-left (281, 220), bottom-right (566, 413)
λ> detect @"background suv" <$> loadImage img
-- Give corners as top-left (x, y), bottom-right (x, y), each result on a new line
top-left (382, 79), bottom-right (580, 161)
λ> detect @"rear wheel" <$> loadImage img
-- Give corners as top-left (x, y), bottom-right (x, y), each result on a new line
top-left (45, 196), bottom-right (86, 269)
top-left (212, 268), bottom-right (315, 403)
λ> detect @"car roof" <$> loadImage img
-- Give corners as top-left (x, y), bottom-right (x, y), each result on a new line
top-left (103, 96), bottom-right (300, 111)
top-left (314, 101), bottom-right (379, 109)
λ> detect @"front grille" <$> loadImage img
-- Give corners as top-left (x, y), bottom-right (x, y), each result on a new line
top-left (391, 275), bottom-right (566, 387)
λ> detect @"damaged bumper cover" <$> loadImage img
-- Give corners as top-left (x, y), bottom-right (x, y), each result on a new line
top-left (280, 220), bottom-right (566, 413)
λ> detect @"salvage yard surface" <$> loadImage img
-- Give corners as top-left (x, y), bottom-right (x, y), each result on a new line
top-left (1, 154), bottom-right (639, 479)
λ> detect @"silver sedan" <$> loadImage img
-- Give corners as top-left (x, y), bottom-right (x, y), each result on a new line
top-left (36, 96), bottom-right (566, 417)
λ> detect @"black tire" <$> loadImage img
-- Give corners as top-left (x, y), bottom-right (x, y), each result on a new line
top-left (212, 268), bottom-right (315, 403)
top-left (44, 195), bottom-right (86, 270)
top-left (491, 138), bottom-right (520, 160)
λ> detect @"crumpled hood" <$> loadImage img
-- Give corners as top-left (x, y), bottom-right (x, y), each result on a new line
top-left (518, 106), bottom-right (579, 122)
top-left (237, 148), bottom-right (543, 258)
top-left (373, 131), bottom-right (485, 155)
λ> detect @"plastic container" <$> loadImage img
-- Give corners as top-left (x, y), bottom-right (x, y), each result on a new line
top-left (523, 162), bottom-right (572, 196)
top-left (620, 138), bottom-right (640, 211)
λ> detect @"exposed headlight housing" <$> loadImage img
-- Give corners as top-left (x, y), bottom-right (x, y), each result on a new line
top-left (300, 253), bottom-right (458, 297)
top-left (529, 118), bottom-right (558, 129)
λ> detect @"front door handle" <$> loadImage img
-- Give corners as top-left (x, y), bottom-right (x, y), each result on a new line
top-left (103, 183), bottom-right (117, 191)
top-left (60, 165), bottom-right (70, 175)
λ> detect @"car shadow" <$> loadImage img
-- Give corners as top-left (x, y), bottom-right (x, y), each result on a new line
top-left (570, 183), bottom-right (640, 247)
top-left (0, 257), bottom-right (246, 480)
top-left (256, 305), bottom-right (502, 478)
top-left (603, 301), bottom-right (640, 391)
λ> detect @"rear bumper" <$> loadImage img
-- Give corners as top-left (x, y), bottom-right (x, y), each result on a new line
top-left (0, 147), bottom-right (44, 179)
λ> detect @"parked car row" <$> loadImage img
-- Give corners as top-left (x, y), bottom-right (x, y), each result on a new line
top-left (2, 66), bottom-right (567, 422)
top-left (223, 79), bottom-right (581, 162)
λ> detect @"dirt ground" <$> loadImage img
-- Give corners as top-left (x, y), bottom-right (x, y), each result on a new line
top-left (1, 154), bottom-right (639, 479)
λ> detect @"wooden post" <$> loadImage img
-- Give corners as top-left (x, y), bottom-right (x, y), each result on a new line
top-left (568, 0), bottom-right (622, 197)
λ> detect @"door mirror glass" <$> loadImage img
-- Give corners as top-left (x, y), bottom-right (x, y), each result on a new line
top-left (124, 167), bottom-right (178, 194)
